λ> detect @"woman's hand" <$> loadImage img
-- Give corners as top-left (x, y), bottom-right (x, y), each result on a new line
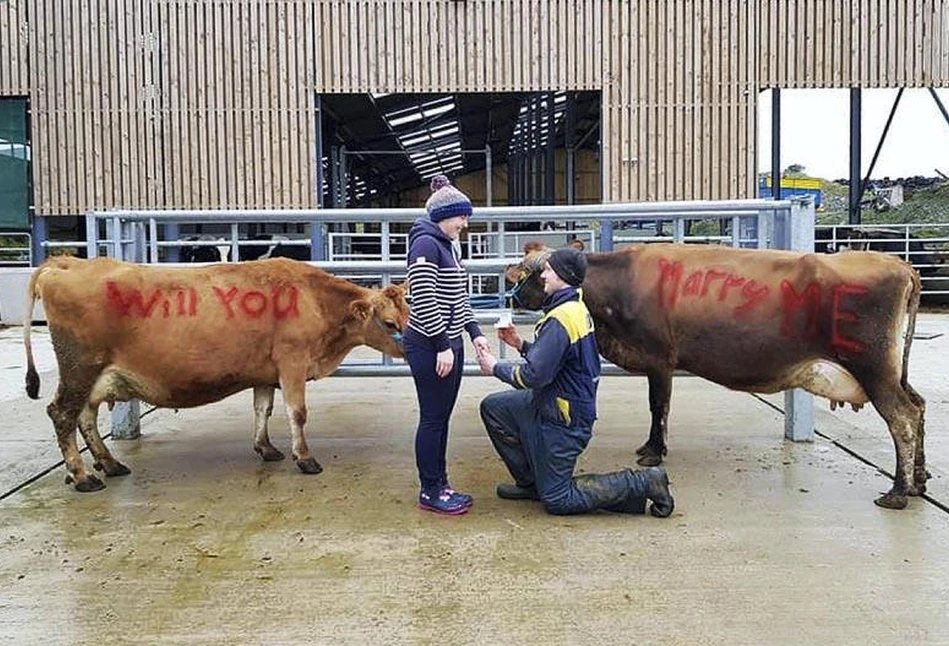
top-left (472, 335), bottom-right (491, 360)
top-left (435, 348), bottom-right (454, 378)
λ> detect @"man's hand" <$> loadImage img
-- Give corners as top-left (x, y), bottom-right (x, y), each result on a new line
top-left (435, 348), bottom-right (454, 378)
top-left (497, 326), bottom-right (523, 351)
top-left (478, 349), bottom-right (498, 376)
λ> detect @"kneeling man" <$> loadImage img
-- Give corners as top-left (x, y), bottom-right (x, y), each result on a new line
top-left (477, 248), bottom-right (674, 517)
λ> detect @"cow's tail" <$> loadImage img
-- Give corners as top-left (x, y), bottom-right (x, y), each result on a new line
top-left (24, 262), bottom-right (47, 399)
top-left (899, 268), bottom-right (923, 390)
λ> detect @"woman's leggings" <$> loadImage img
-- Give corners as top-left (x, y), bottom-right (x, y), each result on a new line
top-left (403, 328), bottom-right (465, 491)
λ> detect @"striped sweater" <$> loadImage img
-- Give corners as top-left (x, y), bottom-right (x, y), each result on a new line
top-left (406, 218), bottom-right (482, 351)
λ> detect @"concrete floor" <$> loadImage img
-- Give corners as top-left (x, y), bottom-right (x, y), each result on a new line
top-left (2, 318), bottom-right (949, 645)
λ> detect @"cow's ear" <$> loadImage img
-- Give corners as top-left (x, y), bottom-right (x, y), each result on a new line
top-left (349, 299), bottom-right (372, 321)
top-left (382, 284), bottom-right (404, 301)
top-left (567, 239), bottom-right (586, 251)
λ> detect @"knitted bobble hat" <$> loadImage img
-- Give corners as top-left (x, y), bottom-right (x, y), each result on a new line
top-left (425, 174), bottom-right (473, 223)
top-left (547, 248), bottom-right (587, 287)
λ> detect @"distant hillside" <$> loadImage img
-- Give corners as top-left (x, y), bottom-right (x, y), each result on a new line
top-left (804, 176), bottom-right (949, 230)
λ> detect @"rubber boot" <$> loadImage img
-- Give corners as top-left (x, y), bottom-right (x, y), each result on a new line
top-left (572, 467), bottom-right (674, 517)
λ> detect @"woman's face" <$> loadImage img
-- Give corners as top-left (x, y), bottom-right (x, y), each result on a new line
top-left (437, 214), bottom-right (469, 240)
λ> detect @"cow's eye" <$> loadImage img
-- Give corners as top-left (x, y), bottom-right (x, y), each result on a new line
top-left (383, 320), bottom-right (398, 330)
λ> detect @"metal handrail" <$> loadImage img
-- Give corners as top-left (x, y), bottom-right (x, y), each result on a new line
top-left (0, 231), bottom-right (31, 266)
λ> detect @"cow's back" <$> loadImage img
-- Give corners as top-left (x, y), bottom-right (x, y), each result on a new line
top-left (599, 244), bottom-right (917, 391)
top-left (35, 257), bottom-right (334, 406)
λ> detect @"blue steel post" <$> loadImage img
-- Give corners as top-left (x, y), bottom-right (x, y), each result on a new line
top-left (85, 212), bottom-right (98, 258)
top-left (783, 197), bottom-right (817, 443)
top-left (165, 223), bottom-right (180, 261)
top-left (599, 218), bottom-right (614, 251)
top-left (30, 214), bottom-right (47, 266)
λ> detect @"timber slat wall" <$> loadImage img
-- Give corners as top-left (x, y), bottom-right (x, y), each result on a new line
top-left (0, 0), bottom-right (29, 93)
top-left (1, 0), bottom-right (948, 214)
top-left (759, 0), bottom-right (949, 87)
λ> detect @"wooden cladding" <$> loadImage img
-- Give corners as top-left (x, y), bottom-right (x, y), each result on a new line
top-left (28, 0), bottom-right (316, 214)
top-left (0, 0), bottom-right (29, 94)
top-left (760, 0), bottom-right (949, 87)
top-left (315, 0), bottom-right (604, 92)
top-left (2, 0), bottom-right (949, 214)
top-left (603, 0), bottom-right (757, 201)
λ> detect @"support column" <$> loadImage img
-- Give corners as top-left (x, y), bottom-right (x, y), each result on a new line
top-left (565, 92), bottom-right (576, 206)
top-left (312, 95), bottom-right (326, 261)
top-left (849, 88), bottom-right (862, 225)
top-left (111, 401), bottom-right (141, 440)
top-left (784, 197), bottom-right (816, 442)
top-left (165, 223), bottom-right (180, 262)
top-left (30, 214), bottom-right (47, 266)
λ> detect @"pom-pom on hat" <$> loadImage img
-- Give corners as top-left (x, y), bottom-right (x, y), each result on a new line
top-left (425, 174), bottom-right (473, 223)
top-left (547, 248), bottom-right (587, 287)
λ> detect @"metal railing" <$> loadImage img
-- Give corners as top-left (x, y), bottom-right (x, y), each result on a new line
top-left (815, 223), bottom-right (949, 297)
top-left (80, 199), bottom-right (816, 441)
top-left (0, 232), bottom-right (31, 266)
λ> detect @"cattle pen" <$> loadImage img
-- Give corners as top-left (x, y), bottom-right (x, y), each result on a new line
top-left (4, 198), bottom-right (949, 644)
top-left (74, 199), bottom-right (818, 444)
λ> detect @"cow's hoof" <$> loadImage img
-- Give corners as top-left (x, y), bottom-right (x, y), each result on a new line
top-left (295, 457), bottom-right (323, 475)
top-left (635, 444), bottom-right (649, 456)
top-left (636, 453), bottom-right (663, 467)
top-left (255, 445), bottom-right (286, 462)
top-left (874, 492), bottom-right (908, 510)
top-left (74, 474), bottom-right (106, 493)
top-left (94, 461), bottom-right (131, 477)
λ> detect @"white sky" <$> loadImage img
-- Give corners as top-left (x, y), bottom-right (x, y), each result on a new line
top-left (758, 88), bottom-right (949, 180)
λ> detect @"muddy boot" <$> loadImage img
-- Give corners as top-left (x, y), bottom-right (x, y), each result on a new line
top-left (617, 467), bottom-right (674, 518)
top-left (572, 467), bottom-right (674, 517)
top-left (496, 483), bottom-right (539, 500)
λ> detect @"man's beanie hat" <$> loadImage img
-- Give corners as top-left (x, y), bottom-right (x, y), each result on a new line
top-left (547, 248), bottom-right (587, 287)
top-left (425, 174), bottom-right (473, 223)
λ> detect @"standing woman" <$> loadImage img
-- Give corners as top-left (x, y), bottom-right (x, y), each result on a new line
top-left (404, 174), bottom-right (490, 515)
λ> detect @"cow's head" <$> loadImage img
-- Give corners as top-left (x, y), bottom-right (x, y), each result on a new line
top-left (351, 283), bottom-right (410, 358)
top-left (505, 240), bottom-right (585, 311)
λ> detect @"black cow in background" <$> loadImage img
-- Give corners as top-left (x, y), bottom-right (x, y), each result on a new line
top-left (239, 234), bottom-right (311, 261)
top-left (815, 227), bottom-right (943, 275)
top-left (178, 235), bottom-right (230, 263)
top-left (177, 234), bottom-right (311, 262)
top-left (815, 226), bottom-right (948, 305)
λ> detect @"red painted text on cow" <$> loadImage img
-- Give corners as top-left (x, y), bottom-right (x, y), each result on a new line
top-left (658, 259), bottom-right (770, 314)
top-left (105, 282), bottom-right (300, 319)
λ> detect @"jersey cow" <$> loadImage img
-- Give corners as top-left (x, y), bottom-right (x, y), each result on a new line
top-left (23, 256), bottom-right (408, 492)
top-left (507, 242), bottom-right (926, 509)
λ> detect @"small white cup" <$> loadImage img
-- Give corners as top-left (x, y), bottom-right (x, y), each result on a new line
top-left (494, 310), bottom-right (514, 329)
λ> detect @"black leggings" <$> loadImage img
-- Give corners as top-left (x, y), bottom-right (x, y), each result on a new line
top-left (403, 328), bottom-right (465, 491)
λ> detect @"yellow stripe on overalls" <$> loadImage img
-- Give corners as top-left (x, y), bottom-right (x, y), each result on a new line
top-left (537, 296), bottom-right (595, 344)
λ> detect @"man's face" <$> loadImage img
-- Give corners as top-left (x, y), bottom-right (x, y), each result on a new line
top-left (541, 261), bottom-right (569, 295)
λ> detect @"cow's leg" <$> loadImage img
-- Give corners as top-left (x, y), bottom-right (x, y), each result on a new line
top-left (48, 384), bottom-right (104, 492)
top-left (278, 369), bottom-right (322, 475)
top-left (47, 327), bottom-right (107, 492)
top-left (252, 385), bottom-right (285, 461)
top-left (77, 401), bottom-right (131, 477)
top-left (905, 383), bottom-right (929, 492)
top-left (867, 382), bottom-right (922, 509)
top-left (636, 369), bottom-right (672, 467)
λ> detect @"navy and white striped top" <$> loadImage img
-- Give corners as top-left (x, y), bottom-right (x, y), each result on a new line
top-left (406, 218), bottom-right (482, 351)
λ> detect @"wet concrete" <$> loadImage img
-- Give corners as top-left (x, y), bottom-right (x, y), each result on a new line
top-left (2, 322), bottom-right (949, 644)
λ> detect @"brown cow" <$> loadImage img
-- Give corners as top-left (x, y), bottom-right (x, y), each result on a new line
top-left (23, 255), bottom-right (408, 492)
top-left (507, 242), bottom-right (926, 509)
